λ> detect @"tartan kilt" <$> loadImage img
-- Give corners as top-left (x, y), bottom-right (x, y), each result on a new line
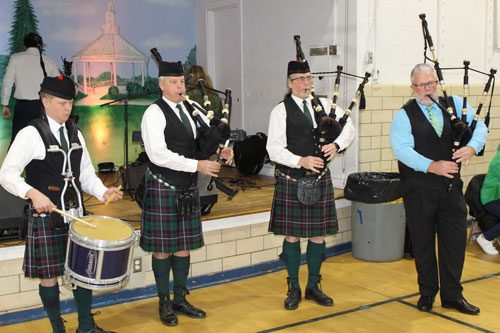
top-left (140, 171), bottom-right (204, 253)
top-left (269, 168), bottom-right (338, 237)
top-left (24, 212), bottom-right (68, 279)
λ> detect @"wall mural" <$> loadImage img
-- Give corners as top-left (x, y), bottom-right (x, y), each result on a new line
top-left (0, 0), bottom-right (196, 168)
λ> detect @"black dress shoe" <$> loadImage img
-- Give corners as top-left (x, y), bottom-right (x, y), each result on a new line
top-left (284, 288), bottom-right (301, 310)
top-left (172, 300), bottom-right (207, 318)
top-left (441, 297), bottom-right (480, 315)
top-left (417, 296), bottom-right (434, 312)
top-left (159, 301), bottom-right (178, 326)
top-left (305, 286), bottom-right (334, 306)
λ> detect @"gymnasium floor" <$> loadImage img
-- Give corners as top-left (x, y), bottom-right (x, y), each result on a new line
top-left (2, 240), bottom-right (499, 332)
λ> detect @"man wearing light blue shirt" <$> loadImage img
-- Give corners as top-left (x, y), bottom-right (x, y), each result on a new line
top-left (390, 63), bottom-right (486, 315)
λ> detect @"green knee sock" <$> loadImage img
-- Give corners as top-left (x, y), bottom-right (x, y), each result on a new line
top-left (39, 284), bottom-right (64, 332)
top-left (306, 240), bottom-right (326, 289)
top-left (172, 255), bottom-right (190, 304)
top-left (72, 286), bottom-right (93, 332)
top-left (152, 256), bottom-right (172, 302)
top-left (282, 239), bottom-right (301, 290)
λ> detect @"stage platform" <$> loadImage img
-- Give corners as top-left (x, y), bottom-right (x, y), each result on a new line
top-left (81, 165), bottom-right (344, 230)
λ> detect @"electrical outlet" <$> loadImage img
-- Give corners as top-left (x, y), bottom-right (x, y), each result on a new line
top-left (133, 257), bottom-right (142, 273)
top-left (366, 51), bottom-right (373, 64)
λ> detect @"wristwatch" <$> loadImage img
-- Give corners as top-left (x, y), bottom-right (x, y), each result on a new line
top-left (334, 142), bottom-right (340, 151)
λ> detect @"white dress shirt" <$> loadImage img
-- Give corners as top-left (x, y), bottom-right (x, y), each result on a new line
top-left (141, 95), bottom-right (210, 173)
top-left (1, 47), bottom-right (59, 104)
top-left (266, 95), bottom-right (355, 168)
top-left (0, 115), bottom-right (108, 201)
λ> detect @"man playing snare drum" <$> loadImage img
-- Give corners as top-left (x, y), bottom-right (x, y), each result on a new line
top-left (0, 75), bottom-right (122, 333)
top-left (140, 61), bottom-right (232, 327)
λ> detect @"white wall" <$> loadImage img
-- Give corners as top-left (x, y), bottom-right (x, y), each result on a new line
top-left (356, 0), bottom-right (497, 85)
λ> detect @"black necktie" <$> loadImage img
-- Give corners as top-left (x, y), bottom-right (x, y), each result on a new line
top-left (59, 126), bottom-right (68, 152)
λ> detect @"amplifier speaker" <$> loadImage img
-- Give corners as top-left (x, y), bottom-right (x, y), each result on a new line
top-left (119, 163), bottom-right (148, 191)
top-left (0, 186), bottom-right (28, 240)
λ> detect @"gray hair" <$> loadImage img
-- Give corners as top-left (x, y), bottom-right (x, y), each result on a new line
top-left (410, 63), bottom-right (437, 84)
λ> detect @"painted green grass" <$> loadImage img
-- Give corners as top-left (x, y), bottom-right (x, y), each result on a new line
top-left (0, 102), bottom-right (152, 168)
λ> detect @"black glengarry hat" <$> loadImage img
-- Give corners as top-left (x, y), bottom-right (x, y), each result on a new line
top-left (159, 61), bottom-right (184, 77)
top-left (40, 75), bottom-right (76, 100)
top-left (287, 60), bottom-right (310, 76)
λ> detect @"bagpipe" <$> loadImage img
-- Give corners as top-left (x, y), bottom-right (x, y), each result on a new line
top-left (150, 48), bottom-right (237, 196)
top-left (290, 36), bottom-right (370, 205)
top-left (419, 14), bottom-right (495, 152)
top-left (293, 35), bottom-right (369, 167)
top-left (418, 14), bottom-right (496, 190)
top-left (150, 48), bottom-right (231, 159)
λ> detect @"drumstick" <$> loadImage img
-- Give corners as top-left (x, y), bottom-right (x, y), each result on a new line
top-left (104, 185), bottom-right (122, 206)
top-left (52, 208), bottom-right (97, 229)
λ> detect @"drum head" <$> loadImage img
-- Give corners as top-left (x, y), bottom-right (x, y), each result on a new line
top-left (72, 216), bottom-right (134, 242)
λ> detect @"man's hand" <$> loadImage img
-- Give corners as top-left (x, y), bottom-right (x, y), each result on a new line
top-left (103, 187), bottom-right (123, 203)
top-left (321, 143), bottom-right (338, 161)
top-left (26, 188), bottom-right (56, 213)
top-left (452, 146), bottom-right (476, 165)
top-left (220, 147), bottom-right (234, 165)
top-left (1, 106), bottom-right (11, 119)
top-left (427, 160), bottom-right (459, 179)
top-left (299, 156), bottom-right (324, 173)
top-left (197, 160), bottom-right (221, 177)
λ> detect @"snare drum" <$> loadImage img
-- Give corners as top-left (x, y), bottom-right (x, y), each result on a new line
top-left (64, 216), bottom-right (136, 290)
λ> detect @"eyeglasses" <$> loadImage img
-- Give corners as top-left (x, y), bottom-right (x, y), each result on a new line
top-left (412, 80), bottom-right (438, 89)
top-left (290, 76), bottom-right (313, 83)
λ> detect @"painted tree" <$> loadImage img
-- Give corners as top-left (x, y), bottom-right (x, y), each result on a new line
top-left (183, 45), bottom-right (197, 73)
top-left (7, 0), bottom-right (40, 56)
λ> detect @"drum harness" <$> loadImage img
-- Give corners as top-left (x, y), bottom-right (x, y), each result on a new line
top-left (29, 119), bottom-right (84, 226)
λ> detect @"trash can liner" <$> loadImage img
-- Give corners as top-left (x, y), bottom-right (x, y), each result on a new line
top-left (344, 172), bottom-right (401, 204)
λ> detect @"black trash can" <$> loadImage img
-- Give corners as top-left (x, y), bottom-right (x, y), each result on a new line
top-left (345, 172), bottom-right (405, 262)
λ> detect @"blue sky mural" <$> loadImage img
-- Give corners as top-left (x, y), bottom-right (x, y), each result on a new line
top-left (0, 0), bottom-right (196, 77)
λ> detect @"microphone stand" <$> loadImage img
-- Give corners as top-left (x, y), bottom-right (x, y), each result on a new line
top-left (100, 90), bottom-right (155, 198)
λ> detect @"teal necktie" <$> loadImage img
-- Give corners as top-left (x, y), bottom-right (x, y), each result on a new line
top-left (302, 100), bottom-right (313, 127)
top-left (426, 105), bottom-right (442, 137)
top-left (177, 104), bottom-right (193, 138)
top-left (59, 126), bottom-right (68, 152)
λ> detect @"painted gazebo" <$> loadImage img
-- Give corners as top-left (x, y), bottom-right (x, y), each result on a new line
top-left (72, 0), bottom-right (149, 94)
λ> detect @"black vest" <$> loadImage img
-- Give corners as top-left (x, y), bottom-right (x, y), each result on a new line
top-left (25, 117), bottom-right (83, 208)
top-left (398, 98), bottom-right (460, 191)
top-left (148, 98), bottom-right (198, 187)
top-left (283, 96), bottom-right (322, 159)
